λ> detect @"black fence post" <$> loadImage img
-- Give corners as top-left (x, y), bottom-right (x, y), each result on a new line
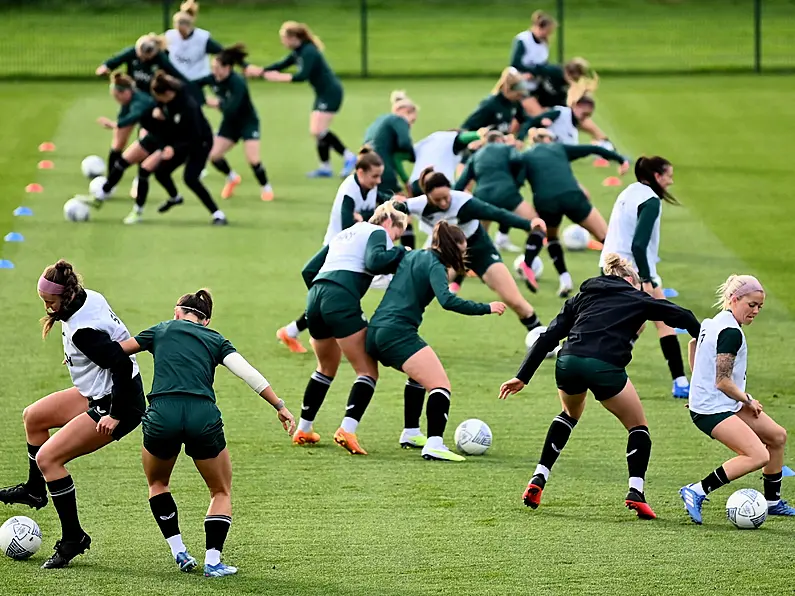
top-left (753, 0), bottom-right (762, 73)
top-left (163, 0), bottom-right (171, 33)
top-left (557, 0), bottom-right (565, 63)
top-left (360, 0), bottom-right (369, 78)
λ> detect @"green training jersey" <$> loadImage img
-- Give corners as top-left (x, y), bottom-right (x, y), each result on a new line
top-left (364, 113), bottom-right (416, 186)
top-left (454, 143), bottom-right (525, 195)
top-left (369, 249), bottom-right (491, 331)
top-left (117, 89), bottom-right (155, 128)
top-left (196, 71), bottom-right (258, 124)
top-left (135, 319), bottom-right (236, 402)
top-left (104, 47), bottom-right (184, 94)
top-left (461, 93), bottom-right (527, 137)
top-left (265, 41), bottom-right (340, 95)
top-left (521, 143), bottom-right (626, 202)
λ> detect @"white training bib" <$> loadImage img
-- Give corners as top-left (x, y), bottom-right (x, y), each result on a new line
top-left (323, 175), bottom-right (380, 246)
top-left (514, 31), bottom-right (549, 91)
top-left (546, 106), bottom-right (578, 145)
top-left (406, 190), bottom-right (479, 239)
top-left (61, 290), bottom-right (139, 400)
top-left (689, 310), bottom-right (748, 415)
top-left (410, 131), bottom-right (461, 183)
top-left (600, 182), bottom-right (662, 279)
top-left (319, 222), bottom-right (393, 275)
top-left (165, 28), bottom-right (211, 81)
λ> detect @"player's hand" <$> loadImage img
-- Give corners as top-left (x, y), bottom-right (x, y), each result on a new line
top-left (540, 118), bottom-right (552, 127)
top-left (277, 406), bottom-right (296, 436)
top-left (530, 217), bottom-right (547, 233)
top-left (641, 281), bottom-right (655, 296)
top-left (96, 415), bottom-right (119, 436)
top-left (161, 146), bottom-right (175, 160)
top-left (744, 398), bottom-right (763, 418)
top-left (97, 116), bottom-right (115, 129)
top-left (499, 378), bottom-right (525, 399)
top-left (489, 301), bottom-right (507, 315)
top-left (152, 107), bottom-right (165, 120)
top-left (244, 64), bottom-right (263, 78)
top-left (263, 70), bottom-right (281, 82)
top-left (353, 212), bottom-right (363, 222)
top-left (205, 96), bottom-right (220, 109)
top-left (618, 161), bottom-right (630, 176)
top-left (95, 65), bottom-right (110, 77)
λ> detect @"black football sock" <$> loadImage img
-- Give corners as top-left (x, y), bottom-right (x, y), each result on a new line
top-left (211, 158), bottom-right (232, 176)
top-left (536, 412), bottom-right (578, 475)
top-left (251, 162), bottom-right (269, 186)
top-left (104, 157), bottom-right (129, 192)
top-left (300, 371), bottom-right (334, 423)
top-left (426, 388), bottom-right (451, 438)
top-left (524, 229), bottom-right (546, 266)
top-left (47, 475), bottom-right (84, 541)
top-left (547, 239), bottom-right (568, 275)
top-left (700, 465), bottom-right (730, 495)
top-left (149, 492), bottom-right (181, 539)
top-left (325, 130), bottom-right (347, 156)
top-left (107, 149), bottom-right (122, 174)
top-left (763, 471), bottom-right (783, 503)
top-left (204, 515), bottom-right (232, 563)
top-left (343, 376), bottom-right (377, 424)
top-left (627, 425), bottom-right (651, 493)
top-left (26, 443), bottom-right (45, 496)
top-left (520, 313), bottom-right (541, 331)
top-left (404, 379), bottom-right (426, 429)
top-left (136, 167), bottom-right (151, 208)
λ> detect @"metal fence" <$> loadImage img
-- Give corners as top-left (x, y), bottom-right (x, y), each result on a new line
top-left (0, 0), bottom-right (793, 79)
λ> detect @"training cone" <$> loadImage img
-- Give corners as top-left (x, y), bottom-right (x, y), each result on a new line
top-left (602, 176), bottom-right (622, 187)
top-left (587, 239), bottom-right (604, 251)
top-left (663, 288), bottom-right (679, 298)
top-left (593, 158), bottom-right (610, 168)
top-left (38, 142), bottom-right (56, 152)
top-left (782, 466), bottom-right (795, 477)
top-left (674, 328), bottom-right (689, 335)
top-left (25, 183), bottom-right (43, 193)
top-left (4, 232), bottom-right (24, 242)
top-left (0, 260), bottom-right (14, 269)
top-left (13, 207), bottom-right (33, 216)
top-left (38, 160), bottom-right (54, 170)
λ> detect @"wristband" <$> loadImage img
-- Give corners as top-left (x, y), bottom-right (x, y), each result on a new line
top-left (273, 399), bottom-right (285, 411)
top-left (745, 393), bottom-right (754, 405)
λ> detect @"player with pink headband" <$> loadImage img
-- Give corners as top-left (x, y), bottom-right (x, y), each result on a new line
top-left (0, 259), bottom-right (146, 568)
top-left (680, 274), bottom-right (795, 524)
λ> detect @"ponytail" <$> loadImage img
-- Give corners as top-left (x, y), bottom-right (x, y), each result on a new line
top-left (715, 275), bottom-right (765, 310)
top-left (431, 221), bottom-right (468, 275)
top-left (216, 43), bottom-right (248, 67)
top-left (173, 0), bottom-right (199, 27)
top-left (177, 288), bottom-right (214, 320)
top-left (39, 260), bottom-right (83, 339)
top-left (634, 156), bottom-right (677, 205)
top-left (417, 166), bottom-right (450, 195)
top-left (493, 66), bottom-right (524, 96)
top-left (111, 72), bottom-right (134, 91)
top-left (531, 10), bottom-right (557, 30)
top-left (279, 21), bottom-right (324, 51)
top-left (390, 89), bottom-right (418, 113)
top-left (356, 146), bottom-right (384, 172)
top-left (369, 200), bottom-right (408, 231)
top-left (151, 69), bottom-right (183, 95)
top-left (602, 252), bottom-right (640, 286)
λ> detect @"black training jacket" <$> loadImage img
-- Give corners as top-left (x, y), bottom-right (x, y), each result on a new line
top-left (516, 275), bottom-right (701, 383)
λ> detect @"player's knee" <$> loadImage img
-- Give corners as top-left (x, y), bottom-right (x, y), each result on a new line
top-left (34, 449), bottom-right (53, 474)
top-left (22, 404), bottom-right (42, 431)
top-left (768, 426), bottom-right (787, 449)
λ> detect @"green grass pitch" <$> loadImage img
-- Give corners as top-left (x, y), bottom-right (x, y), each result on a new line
top-left (1, 73), bottom-right (795, 595)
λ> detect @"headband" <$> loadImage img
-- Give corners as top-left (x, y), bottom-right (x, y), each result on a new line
top-left (38, 276), bottom-right (65, 295)
top-left (177, 305), bottom-right (208, 318)
top-left (732, 277), bottom-right (764, 299)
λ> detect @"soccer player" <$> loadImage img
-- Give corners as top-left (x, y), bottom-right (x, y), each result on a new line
top-left (277, 148), bottom-right (395, 354)
top-left (96, 33), bottom-right (184, 94)
top-left (94, 71), bottom-right (227, 225)
top-left (197, 44), bottom-right (274, 202)
top-left (404, 168), bottom-right (545, 334)
top-left (600, 156), bottom-right (691, 398)
top-left (261, 21), bottom-right (357, 178)
top-left (499, 253), bottom-right (701, 519)
top-left (680, 275), bottom-right (795, 524)
top-left (293, 202), bottom-right (409, 455)
top-left (0, 260), bottom-right (145, 568)
top-left (508, 10), bottom-right (557, 116)
top-left (364, 221), bottom-right (506, 459)
top-left (518, 93), bottom-right (610, 148)
top-left (363, 90), bottom-right (419, 247)
top-left (119, 289), bottom-right (295, 576)
top-left (526, 57), bottom-right (598, 111)
top-left (519, 128), bottom-right (629, 297)
top-left (461, 67), bottom-right (530, 137)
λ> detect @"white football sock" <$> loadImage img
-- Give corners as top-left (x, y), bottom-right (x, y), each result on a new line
top-left (495, 232), bottom-right (510, 245)
top-left (691, 482), bottom-right (706, 496)
top-left (262, 183), bottom-right (273, 192)
top-left (166, 534), bottom-right (187, 558)
top-left (340, 417), bottom-right (358, 434)
top-left (675, 376), bottom-right (689, 387)
top-left (205, 548), bottom-right (221, 566)
top-left (629, 477), bottom-right (644, 493)
top-left (559, 272), bottom-right (573, 287)
top-left (227, 171), bottom-right (238, 182)
top-left (212, 210), bottom-right (225, 219)
top-left (402, 428), bottom-right (422, 437)
top-left (320, 161), bottom-right (331, 169)
top-left (425, 436), bottom-right (443, 450)
top-left (297, 418), bottom-right (313, 433)
top-left (285, 321), bottom-right (300, 338)
top-left (134, 205), bottom-right (144, 215)
top-left (343, 149), bottom-right (355, 160)
top-left (533, 464), bottom-right (551, 480)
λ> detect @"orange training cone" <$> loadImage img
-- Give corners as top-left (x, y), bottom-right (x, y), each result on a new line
top-left (602, 176), bottom-right (622, 187)
top-left (593, 158), bottom-right (610, 168)
top-left (38, 142), bottom-right (56, 152)
top-left (38, 160), bottom-right (54, 169)
top-left (25, 183), bottom-right (43, 193)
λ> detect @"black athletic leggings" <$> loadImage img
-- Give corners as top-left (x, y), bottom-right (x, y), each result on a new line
top-left (155, 140), bottom-right (218, 214)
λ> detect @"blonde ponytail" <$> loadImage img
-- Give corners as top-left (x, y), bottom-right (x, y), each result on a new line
top-left (493, 66), bottom-right (524, 96)
top-left (390, 89), bottom-right (418, 113)
top-left (715, 275), bottom-right (765, 310)
top-left (566, 59), bottom-right (599, 107)
top-left (173, 0), bottom-right (199, 28)
top-left (602, 253), bottom-right (640, 286)
top-left (369, 200), bottom-right (408, 231)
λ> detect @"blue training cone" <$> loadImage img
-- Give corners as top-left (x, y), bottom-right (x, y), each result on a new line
top-left (663, 288), bottom-right (679, 298)
top-left (4, 232), bottom-right (24, 242)
top-left (675, 328), bottom-right (689, 335)
top-left (13, 207), bottom-right (33, 216)
top-left (782, 466), bottom-right (795, 477)
top-left (0, 260), bottom-right (14, 269)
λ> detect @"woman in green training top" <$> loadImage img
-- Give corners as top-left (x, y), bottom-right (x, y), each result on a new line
top-left (293, 202), bottom-right (409, 457)
top-left (261, 21), bottom-right (357, 178)
top-left (461, 68), bottom-right (530, 138)
top-left (363, 221), bottom-right (506, 461)
top-left (404, 168), bottom-right (545, 335)
top-left (520, 127), bottom-right (629, 298)
top-left (96, 33), bottom-right (184, 94)
top-left (525, 57), bottom-right (597, 112)
top-left (196, 44), bottom-right (274, 203)
top-left (363, 90), bottom-right (419, 247)
top-left (120, 289), bottom-right (295, 578)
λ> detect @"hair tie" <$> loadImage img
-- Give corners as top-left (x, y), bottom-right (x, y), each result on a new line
top-left (38, 276), bottom-right (65, 295)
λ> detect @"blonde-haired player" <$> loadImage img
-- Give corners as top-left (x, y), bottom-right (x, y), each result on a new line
top-left (600, 156), bottom-right (690, 399)
top-left (508, 10), bottom-right (557, 116)
top-left (261, 21), bottom-right (357, 178)
top-left (680, 275), bottom-right (795, 524)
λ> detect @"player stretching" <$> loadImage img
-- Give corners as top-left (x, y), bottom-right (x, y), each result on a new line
top-left (499, 253), bottom-right (700, 519)
top-left (120, 289), bottom-right (295, 576)
top-left (680, 275), bottom-right (795, 524)
top-left (0, 260), bottom-right (145, 568)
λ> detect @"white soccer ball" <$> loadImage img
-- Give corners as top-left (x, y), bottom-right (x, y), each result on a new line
top-left (561, 225), bottom-right (591, 251)
top-left (0, 516), bottom-right (42, 560)
top-left (512, 255), bottom-right (544, 280)
top-left (81, 155), bottom-right (105, 179)
top-left (88, 175), bottom-right (113, 199)
top-left (454, 419), bottom-right (492, 455)
top-left (525, 325), bottom-right (559, 358)
top-left (726, 488), bottom-right (767, 529)
top-left (64, 197), bottom-right (91, 222)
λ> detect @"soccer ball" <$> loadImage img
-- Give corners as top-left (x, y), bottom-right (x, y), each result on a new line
top-left (454, 419), bottom-right (492, 455)
top-left (81, 155), bottom-right (105, 179)
top-left (0, 516), bottom-right (42, 560)
top-left (525, 325), bottom-right (559, 358)
top-left (561, 225), bottom-right (590, 251)
top-left (64, 197), bottom-right (91, 222)
top-left (88, 175), bottom-right (113, 199)
top-left (726, 488), bottom-right (767, 529)
top-left (512, 255), bottom-right (544, 280)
